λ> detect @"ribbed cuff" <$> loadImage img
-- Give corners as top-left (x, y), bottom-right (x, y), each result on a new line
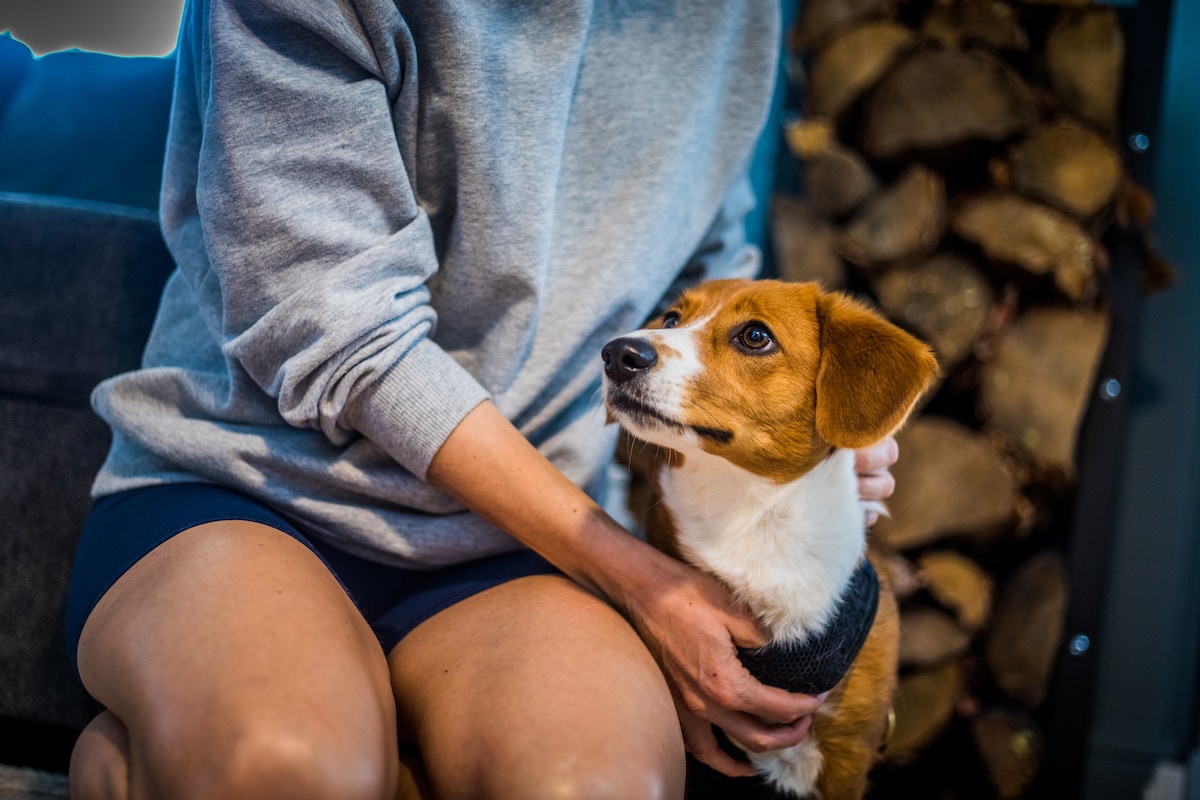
top-left (348, 338), bottom-right (491, 480)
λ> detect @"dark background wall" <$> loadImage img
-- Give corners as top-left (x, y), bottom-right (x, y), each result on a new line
top-left (1083, 0), bottom-right (1200, 796)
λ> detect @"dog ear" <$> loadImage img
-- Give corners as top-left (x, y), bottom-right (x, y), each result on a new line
top-left (815, 291), bottom-right (940, 449)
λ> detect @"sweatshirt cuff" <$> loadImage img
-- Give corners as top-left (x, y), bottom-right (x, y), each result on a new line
top-left (348, 338), bottom-right (491, 480)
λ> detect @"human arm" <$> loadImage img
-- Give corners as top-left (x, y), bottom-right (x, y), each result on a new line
top-left (426, 400), bottom-right (826, 777)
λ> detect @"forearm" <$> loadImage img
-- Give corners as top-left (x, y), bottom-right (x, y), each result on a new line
top-left (424, 399), bottom-right (666, 611)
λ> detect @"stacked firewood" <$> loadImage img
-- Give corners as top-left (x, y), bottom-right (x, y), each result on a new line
top-left (767, 0), bottom-right (1172, 797)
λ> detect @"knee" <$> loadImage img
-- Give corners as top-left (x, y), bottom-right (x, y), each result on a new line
top-left (151, 715), bottom-right (397, 800)
top-left (463, 729), bottom-right (685, 800)
top-left (493, 754), bottom-right (684, 800)
top-left (547, 759), bottom-right (683, 800)
top-left (215, 726), bottom-right (394, 800)
top-left (70, 712), bottom-right (129, 800)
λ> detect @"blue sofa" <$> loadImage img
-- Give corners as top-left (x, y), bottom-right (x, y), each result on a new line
top-left (0, 34), bottom-right (176, 770)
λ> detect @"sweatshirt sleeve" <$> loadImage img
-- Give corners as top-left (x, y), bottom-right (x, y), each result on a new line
top-left (167, 0), bottom-right (489, 479)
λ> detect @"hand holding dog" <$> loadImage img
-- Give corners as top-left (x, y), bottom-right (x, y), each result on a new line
top-left (616, 437), bottom-right (901, 778)
top-left (616, 546), bottom-right (824, 777)
top-left (856, 436), bottom-right (899, 527)
top-left (427, 402), bottom-right (900, 780)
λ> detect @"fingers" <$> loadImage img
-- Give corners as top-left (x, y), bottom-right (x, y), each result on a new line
top-left (856, 437), bottom-right (898, 505)
top-left (675, 700), bottom-right (820, 779)
top-left (716, 704), bottom-right (815, 755)
top-left (854, 436), bottom-right (898, 475)
top-left (857, 470), bottom-right (896, 503)
top-left (677, 707), bottom-right (758, 779)
top-left (620, 552), bottom-right (827, 773)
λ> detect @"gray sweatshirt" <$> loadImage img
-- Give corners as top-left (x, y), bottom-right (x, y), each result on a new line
top-left (91, 0), bottom-right (779, 567)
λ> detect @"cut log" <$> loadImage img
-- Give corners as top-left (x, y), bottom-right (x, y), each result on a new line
top-left (899, 606), bottom-right (971, 668)
top-left (809, 22), bottom-right (915, 120)
top-left (875, 548), bottom-right (923, 601)
top-left (862, 49), bottom-right (1039, 162)
top-left (971, 709), bottom-right (1043, 799)
top-left (836, 165), bottom-right (945, 267)
top-left (783, 116), bottom-right (837, 162)
top-left (999, 119), bottom-right (1123, 217)
top-left (882, 661), bottom-right (963, 764)
top-left (805, 143), bottom-right (878, 218)
top-left (917, 550), bottom-right (994, 633)
top-left (1045, 8), bottom-right (1124, 134)
top-left (921, 0), bottom-right (1030, 53)
top-left (952, 192), bottom-right (1097, 301)
top-left (770, 195), bottom-right (847, 290)
top-left (985, 552), bottom-right (1069, 708)
top-left (978, 307), bottom-right (1109, 478)
top-left (874, 417), bottom-right (1020, 551)
top-left (794, 0), bottom-right (899, 50)
top-left (870, 253), bottom-right (991, 367)
top-left (1012, 0), bottom-right (1089, 7)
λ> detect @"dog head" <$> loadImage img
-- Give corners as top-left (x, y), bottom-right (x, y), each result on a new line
top-left (601, 279), bottom-right (939, 482)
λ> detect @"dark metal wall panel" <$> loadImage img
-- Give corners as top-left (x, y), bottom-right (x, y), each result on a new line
top-left (1083, 0), bottom-right (1200, 794)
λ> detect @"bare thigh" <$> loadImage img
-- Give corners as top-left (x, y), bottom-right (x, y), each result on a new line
top-left (389, 574), bottom-right (685, 800)
top-left (73, 520), bottom-right (400, 800)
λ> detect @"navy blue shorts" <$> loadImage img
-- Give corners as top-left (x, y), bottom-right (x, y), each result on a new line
top-left (66, 482), bottom-right (560, 675)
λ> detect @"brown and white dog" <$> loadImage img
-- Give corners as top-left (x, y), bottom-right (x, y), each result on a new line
top-left (602, 279), bottom-right (939, 798)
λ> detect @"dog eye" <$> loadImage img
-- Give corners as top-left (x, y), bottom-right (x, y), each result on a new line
top-left (737, 323), bottom-right (775, 352)
top-left (662, 311), bottom-right (681, 329)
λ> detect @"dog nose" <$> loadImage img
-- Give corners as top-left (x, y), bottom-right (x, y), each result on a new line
top-left (602, 337), bottom-right (658, 383)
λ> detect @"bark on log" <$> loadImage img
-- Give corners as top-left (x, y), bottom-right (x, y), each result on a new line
top-left (952, 192), bottom-right (1097, 301)
top-left (805, 144), bottom-right (878, 218)
top-left (862, 49), bottom-right (1039, 161)
top-left (883, 660), bottom-right (963, 763)
top-left (917, 550), bottom-right (994, 633)
top-left (985, 552), bottom-right (1069, 708)
top-left (1013, 0), bottom-right (1089, 7)
top-left (770, 194), bottom-right (847, 290)
top-left (810, 22), bottom-right (915, 120)
top-left (870, 252), bottom-right (991, 367)
top-left (921, 0), bottom-right (1029, 52)
top-left (971, 709), bottom-right (1043, 799)
top-left (997, 119), bottom-right (1123, 217)
top-left (795, 0), bottom-right (899, 50)
top-left (1045, 8), bottom-right (1124, 134)
top-left (978, 307), bottom-right (1109, 478)
top-left (783, 116), bottom-right (837, 162)
top-left (899, 606), bottom-right (972, 668)
top-left (874, 417), bottom-right (1020, 551)
top-left (836, 165), bottom-right (945, 267)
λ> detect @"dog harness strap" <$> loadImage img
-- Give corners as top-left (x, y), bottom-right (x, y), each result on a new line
top-left (736, 560), bottom-right (880, 696)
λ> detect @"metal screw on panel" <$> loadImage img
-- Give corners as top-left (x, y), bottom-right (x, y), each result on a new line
top-left (1099, 378), bottom-right (1121, 401)
top-left (1068, 634), bottom-right (1091, 656)
top-left (1129, 132), bottom-right (1150, 152)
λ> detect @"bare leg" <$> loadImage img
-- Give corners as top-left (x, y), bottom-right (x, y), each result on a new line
top-left (70, 711), bottom-right (129, 800)
top-left (69, 521), bottom-right (401, 800)
top-left (389, 574), bottom-right (685, 800)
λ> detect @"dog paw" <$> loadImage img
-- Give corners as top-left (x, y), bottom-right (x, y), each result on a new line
top-left (751, 739), bottom-right (823, 798)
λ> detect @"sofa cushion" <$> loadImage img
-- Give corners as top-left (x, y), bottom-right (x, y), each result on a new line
top-left (0, 37), bottom-right (173, 210)
top-left (0, 193), bottom-right (174, 404)
top-left (0, 193), bottom-right (173, 731)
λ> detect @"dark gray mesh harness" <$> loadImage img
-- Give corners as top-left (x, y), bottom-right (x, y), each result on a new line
top-left (736, 560), bottom-right (880, 696)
